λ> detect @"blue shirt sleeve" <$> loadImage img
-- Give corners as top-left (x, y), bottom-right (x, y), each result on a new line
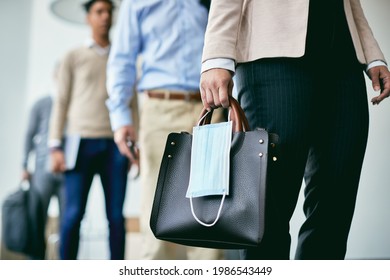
top-left (106, 0), bottom-right (141, 131)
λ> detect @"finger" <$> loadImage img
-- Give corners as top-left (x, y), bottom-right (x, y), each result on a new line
top-left (371, 90), bottom-right (390, 105)
top-left (205, 87), bottom-right (216, 109)
top-left (58, 153), bottom-right (67, 172)
top-left (129, 161), bottom-right (140, 179)
top-left (219, 80), bottom-right (232, 108)
top-left (370, 68), bottom-right (381, 92)
top-left (200, 84), bottom-right (211, 111)
top-left (200, 74), bottom-right (213, 111)
top-left (371, 96), bottom-right (381, 105)
top-left (51, 154), bottom-right (60, 172)
top-left (128, 141), bottom-right (140, 164)
top-left (127, 129), bottom-right (137, 143)
top-left (118, 141), bottom-right (134, 161)
top-left (53, 161), bottom-right (64, 173)
top-left (212, 86), bottom-right (222, 107)
top-left (371, 92), bottom-right (389, 105)
top-left (228, 78), bottom-right (234, 93)
top-left (60, 160), bottom-right (67, 172)
top-left (381, 75), bottom-right (390, 95)
top-left (371, 74), bottom-right (390, 105)
top-left (126, 145), bottom-right (138, 172)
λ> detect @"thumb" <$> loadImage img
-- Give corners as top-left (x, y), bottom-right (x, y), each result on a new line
top-left (370, 68), bottom-right (381, 92)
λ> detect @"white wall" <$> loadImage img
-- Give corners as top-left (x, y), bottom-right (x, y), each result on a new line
top-left (26, 0), bottom-right (89, 106)
top-left (0, 0), bottom-right (389, 259)
top-left (346, 0), bottom-right (390, 259)
top-left (0, 0), bottom-right (140, 259)
top-left (0, 0), bottom-right (32, 228)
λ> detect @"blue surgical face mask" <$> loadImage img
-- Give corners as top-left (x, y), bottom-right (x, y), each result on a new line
top-left (186, 119), bottom-right (232, 198)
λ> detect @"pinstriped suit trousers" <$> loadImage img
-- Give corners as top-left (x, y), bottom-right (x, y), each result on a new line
top-left (235, 56), bottom-right (368, 259)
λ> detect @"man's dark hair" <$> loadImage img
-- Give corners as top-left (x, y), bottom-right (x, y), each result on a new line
top-left (200, 0), bottom-right (211, 11)
top-left (82, 0), bottom-right (115, 13)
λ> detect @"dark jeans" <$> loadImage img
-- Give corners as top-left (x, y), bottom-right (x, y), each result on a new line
top-left (59, 138), bottom-right (129, 260)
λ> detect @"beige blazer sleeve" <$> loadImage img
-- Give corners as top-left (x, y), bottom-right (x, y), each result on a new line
top-left (202, 0), bottom-right (244, 62)
top-left (347, 0), bottom-right (386, 64)
top-left (202, 0), bottom-right (386, 66)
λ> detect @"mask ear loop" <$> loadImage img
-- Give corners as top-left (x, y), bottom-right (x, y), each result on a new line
top-left (197, 110), bottom-right (211, 126)
top-left (190, 192), bottom-right (226, 227)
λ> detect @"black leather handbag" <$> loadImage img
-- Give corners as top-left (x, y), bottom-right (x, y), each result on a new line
top-left (150, 96), bottom-right (278, 249)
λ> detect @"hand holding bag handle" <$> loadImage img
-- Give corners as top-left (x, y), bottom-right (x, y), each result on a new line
top-left (199, 96), bottom-right (250, 132)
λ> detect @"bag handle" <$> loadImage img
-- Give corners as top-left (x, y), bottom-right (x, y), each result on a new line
top-left (198, 95), bottom-right (250, 132)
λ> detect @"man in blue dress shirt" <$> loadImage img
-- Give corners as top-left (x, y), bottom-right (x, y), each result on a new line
top-left (106, 0), bottom-right (223, 259)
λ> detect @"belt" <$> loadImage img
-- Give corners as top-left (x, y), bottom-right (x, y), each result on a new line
top-left (145, 90), bottom-right (202, 102)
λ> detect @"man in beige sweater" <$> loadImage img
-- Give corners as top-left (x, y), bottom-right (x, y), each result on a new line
top-left (200, 0), bottom-right (390, 259)
top-left (49, 0), bottom-right (129, 260)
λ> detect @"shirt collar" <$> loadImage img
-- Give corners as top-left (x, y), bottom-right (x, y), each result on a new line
top-left (84, 38), bottom-right (110, 56)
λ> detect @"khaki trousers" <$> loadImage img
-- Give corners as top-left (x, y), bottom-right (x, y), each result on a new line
top-left (139, 96), bottom-right (225, 260)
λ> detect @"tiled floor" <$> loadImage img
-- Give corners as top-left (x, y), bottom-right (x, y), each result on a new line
top-left (1, 215), bottom-right (142, 260)
top-left (44, 218), bottom-right (142, 260)
top-left (77, 230), bottom-right (143, 260)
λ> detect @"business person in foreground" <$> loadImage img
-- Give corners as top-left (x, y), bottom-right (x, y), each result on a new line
top-left (200, 0), bottom-right (390, 259)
